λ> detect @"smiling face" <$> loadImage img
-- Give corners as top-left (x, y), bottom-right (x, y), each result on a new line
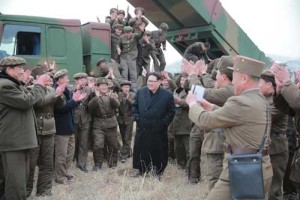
top-left (147, 75), bottom-right (161, 93)
top-left (6, 66), bottom-right (24, 81)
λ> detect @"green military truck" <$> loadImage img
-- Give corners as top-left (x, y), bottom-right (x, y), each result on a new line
top-left (0, 14), bottom-right (111, 77)
top-left (0, 0), bottom-right (271, 78)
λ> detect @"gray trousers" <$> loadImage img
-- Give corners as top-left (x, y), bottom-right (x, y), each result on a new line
top-left (55, 134), bottom-right (75, 182)
top-left (27, 134), bottom-right (54, 196)
top-left (120, 58), bottom-right (137, 92)
top-left (1, 150), bottom-right (30, 200)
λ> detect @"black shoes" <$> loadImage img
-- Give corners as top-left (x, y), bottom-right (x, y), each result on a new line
top-left (93, 164), bottom-right (102, 172)
top-left (77, 165), bottom-right (88, 173)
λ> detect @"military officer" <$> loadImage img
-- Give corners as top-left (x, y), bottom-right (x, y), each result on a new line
top-left (0, 56), bottom-right (47, 200)
top-left (88, 77), bottom-right (120, 170)
top-left (111, 24), bottom-right (123, 63)
top-left (186, 55), bottom-right (273, 199)
top-left (259, 69), bottom-right (288, 200)
top-left (117, 80), bottom-right (135, 162)
top-left (26, 65), bottom-right (66, 197)
top-left (73, 73), bottom-right (92, 173)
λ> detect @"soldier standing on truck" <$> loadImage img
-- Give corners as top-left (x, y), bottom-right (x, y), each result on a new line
top-left (128, 7), bottom-right (149, 34)
top-left (151, 23), bottom-right (169, 72)
top-left (117, 25), bottom-right (145, 93)
top-left (111, 24), bottom-right (124, 63)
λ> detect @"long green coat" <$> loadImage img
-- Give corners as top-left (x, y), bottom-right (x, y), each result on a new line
top-left (0, 73), bottom-right (46, 151)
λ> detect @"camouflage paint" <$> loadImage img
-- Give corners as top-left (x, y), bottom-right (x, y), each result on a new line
top-left (0, 14), bottom-right (111, 79)
top-left (127, 0), bottom-right (271, 66)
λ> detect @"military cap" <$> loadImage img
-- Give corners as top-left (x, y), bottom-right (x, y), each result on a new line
top-left (96, 58), bottom-right (106, 66)
top-left (120, 80), bottom-right (131, 87)
top-left (113, 23), bottom-right (124, 30)
top-left (160, 23), bottom-right (169, 31)
top-left (73, 72), bottom-right (88, 80)
top-left (53, 69), bottom-right (68, 79)
top-left (31, 64), bottom-right (50, 78)
top-left (228, 55), bottom-right (265, 78)
top-left (260, 69), bottom-right (276, 86)
top-left (110, 8), bottom-right (118, 14)
top-left (144, 30), bottom-right (152, 36)
top-left (0, 56), bottom-right (26, 67)
top-left (87, 76), bottom-right (95, 81)
top-left (216, 56), bottom-right (233, 80)
top-left (96, 77), bottom-right (108, 85)
top-left (134, 7), bottom-right (145, 15)
top-left (123, 26), bottom-right (133, 33)
top-left (117, 10), bottom-right (125, 15)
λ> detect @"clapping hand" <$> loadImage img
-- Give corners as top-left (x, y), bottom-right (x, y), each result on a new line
top-left (271, 63), bottom-right (290, 87)
top-left (35, 74), bottom-right (50, 87)
top-left (195, 59), bottom-right (207, 75)
top-left (73, 90), bottom-right (87, 102)
top-left (182, 59), bottom-right (197, 76)
top-left (55, 83), bottom-right (66, 96)
top-left (22, 69), bottom-right (32, 85)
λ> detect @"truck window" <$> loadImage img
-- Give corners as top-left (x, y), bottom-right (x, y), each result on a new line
top-left (0, 24), bottom-right (41, 59)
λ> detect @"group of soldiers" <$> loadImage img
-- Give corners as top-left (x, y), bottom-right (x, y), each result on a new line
top-left (95, 6), bottom-right (169, 92)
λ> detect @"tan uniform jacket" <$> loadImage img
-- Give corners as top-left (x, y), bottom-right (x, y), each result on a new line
top-left (201, 84), bottom-right (234, 153)
top-left (189, 88), bottom-right (273, 181)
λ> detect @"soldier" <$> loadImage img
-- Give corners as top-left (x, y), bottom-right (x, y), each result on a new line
top-left (91, 58), bottom-right (108, 78)
top-left (88, 77), bottom-right (120, 170)
top-left (183, 42), bottom-right (211, 64)
top-left (73, 73), bottom-right (92, 173)
top-left (128, 7), bottom-right (149, 34)
top-left (117, 80), bottom-right (135, 162)
top-left (0, 56), bottom-right (47, 199)
top-left (107, 8), bottom-right (118, 30)
top-left (151, 23), bottom-right (169, 72)
top-left (111, 24), bottom-right (124, 63)
top-left (53, 69), bottom-right (87, 184)
top-left (172, 73), bottom-right (191, 169)
top-left (271, 64), bottom-right (300, 199)
top-left (259, 69), bottom-right (288, 200)
top-left (136, 30), bottom-right (155, 88)
top-left (186, 55), bottom-right (273, 199)
top-left (26, 65), bottom-right (66, 197)
top-left (117, 25), bottom-right (144, 92)
top-left (181, 59), bottom-right (216, 184)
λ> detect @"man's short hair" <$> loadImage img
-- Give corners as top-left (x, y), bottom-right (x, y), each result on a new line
top-left (148, 72), bottom-right (162, 80)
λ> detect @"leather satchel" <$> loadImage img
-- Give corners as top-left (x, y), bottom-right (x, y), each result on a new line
top-left (228, 102), bottom-right (269, 200)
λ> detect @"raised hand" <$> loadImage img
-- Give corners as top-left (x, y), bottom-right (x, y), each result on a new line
top-left (56, 83), bottom-right (66, 96)
top-left (199, 99), bottom-right (214, 111)
top-left (22, 69), bottom-right (32, 85)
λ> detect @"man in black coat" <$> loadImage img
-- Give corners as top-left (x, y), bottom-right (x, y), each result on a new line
top-left (132, 72), bottom-right (175, 175)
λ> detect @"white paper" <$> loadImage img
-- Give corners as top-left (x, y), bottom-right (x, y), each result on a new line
top-left (191, 85), bottom-right (204, 101)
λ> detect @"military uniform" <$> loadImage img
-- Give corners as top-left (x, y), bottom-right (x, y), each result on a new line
top-left (200, 56), bottom-right (234, 190)
top-left (73, 73), bottom-right (92, 173)
top-left (185, 72), bottom-right (215, 183)
top-left (88, 78), bottom-right (120, 169)
top-left (183, 42), bottom-right (210, 64)
top-left (273, 80), bottom-right (300, 198)
top-left (111, 24), bottom-right (123, 62)
top-left (189, 56), bottom-right (273, 199)
top-left (151, 23), bottom-right (168, 72)
top-left (172, 88), bottom-right (191, 169)
top-left (117, 81), bottom-right (135, 160)
top-left (27, 85), bottom-right (65, 196)
top-left (0, 56), bottom-right (46, 200)
top-left (117, 26), bottom-right (143, 92)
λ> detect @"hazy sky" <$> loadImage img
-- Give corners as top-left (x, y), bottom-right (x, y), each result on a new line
top-left (0, 0), bottom-right (299, 65)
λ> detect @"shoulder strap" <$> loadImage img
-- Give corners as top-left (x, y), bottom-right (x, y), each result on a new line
top-left (258, 98), bottom-right (269, 153)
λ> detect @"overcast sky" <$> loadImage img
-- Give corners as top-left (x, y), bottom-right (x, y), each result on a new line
top-left (0, 0), bottom-right (299, 65)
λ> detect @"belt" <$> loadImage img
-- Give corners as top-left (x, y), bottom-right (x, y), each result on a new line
top-left (119, 113), bottom-right (132, 117)
top-left (97, 114), bottom-right (114, 119)
top-left (225, 145), bottom-right (268, 156)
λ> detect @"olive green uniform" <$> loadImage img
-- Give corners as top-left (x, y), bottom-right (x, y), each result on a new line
top-left (202, 84), bottom-right (234, 190)
top-left (26, 87), bottom-right (65, 196)
top-left (88, 93), bottom-right (120, 167)
top-left (117, 92), bottom-right (135, 159)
